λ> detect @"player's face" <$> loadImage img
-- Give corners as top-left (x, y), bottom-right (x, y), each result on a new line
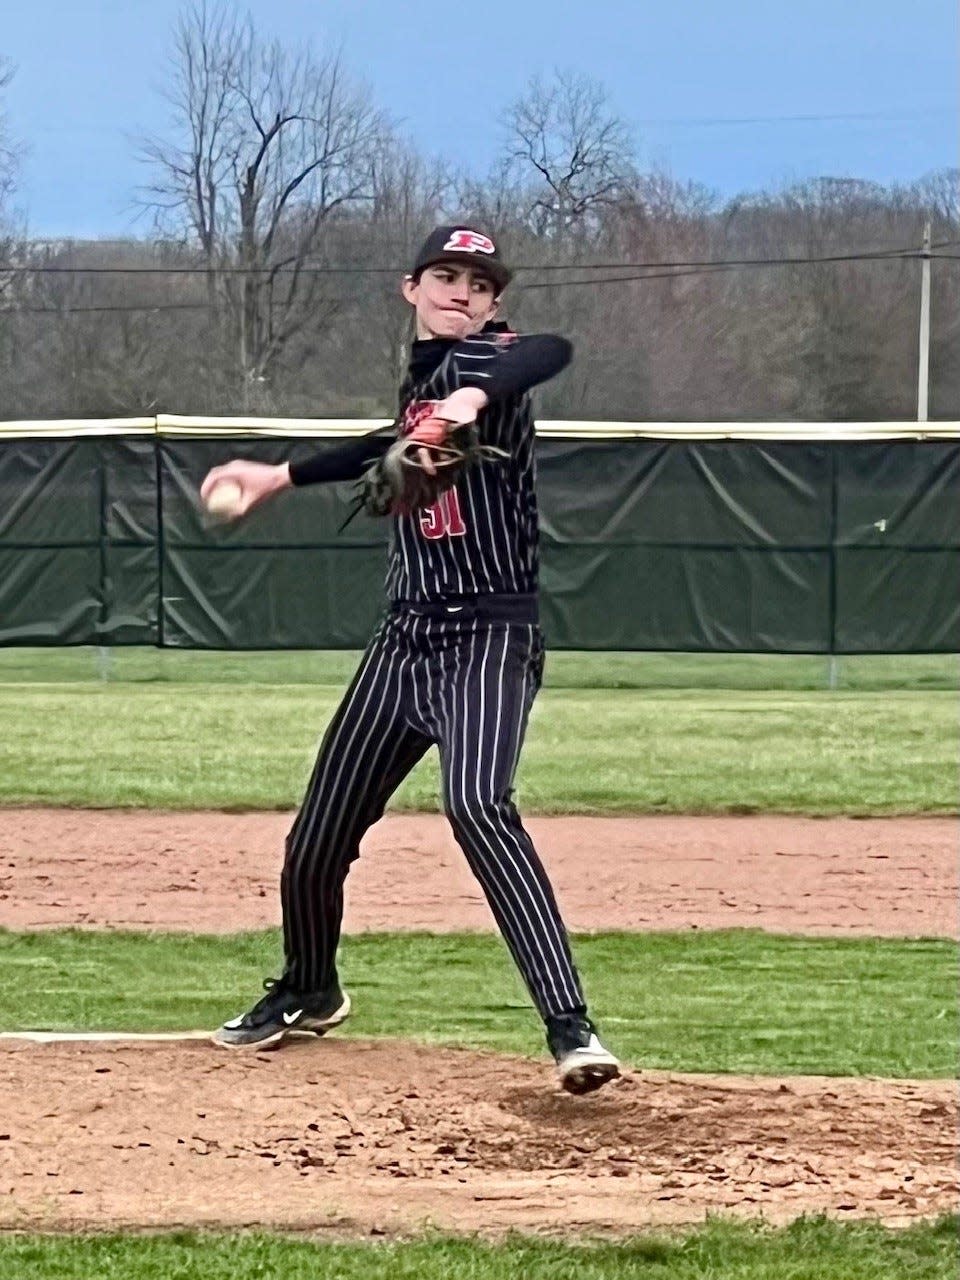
top-left (402, 263), bottom-right (500, 339)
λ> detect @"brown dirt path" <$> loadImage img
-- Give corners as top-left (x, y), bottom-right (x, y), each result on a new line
top-left (3, 809), bottom-right (956, 1237)
top-left (1, 809), bottom-right (955, 937)
top-left (0, 1039), bottom-right (955, 1236)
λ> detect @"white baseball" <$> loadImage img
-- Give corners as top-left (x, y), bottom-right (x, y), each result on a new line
top-left (205, 479), bottom-right (244, 519)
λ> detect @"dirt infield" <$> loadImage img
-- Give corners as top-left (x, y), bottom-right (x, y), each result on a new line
top-left (2, 807), bottom-right (956, 1237)
top-left (0, 1038), bottom-right (955, 1235)
top-left (2, 808), bottom-right (956, 937)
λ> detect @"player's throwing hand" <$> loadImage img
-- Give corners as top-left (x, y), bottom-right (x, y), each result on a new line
top-left (200, 460), bottom-right (292, 520)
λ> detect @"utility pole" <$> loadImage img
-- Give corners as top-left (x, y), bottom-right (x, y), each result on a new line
top-left (917, 221), bottom-right (931, 422)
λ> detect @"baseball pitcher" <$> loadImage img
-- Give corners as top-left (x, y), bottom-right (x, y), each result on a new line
top-left (200, 226), bottom-right (620, 1094)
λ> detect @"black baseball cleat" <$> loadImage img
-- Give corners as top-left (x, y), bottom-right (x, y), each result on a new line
top-left (546, 1012), bottom-right (620, 1095)
top-left (212, 976), bottom-right (351, 1049)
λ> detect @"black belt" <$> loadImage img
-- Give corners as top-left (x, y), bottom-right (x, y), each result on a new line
top-left (390, 593), bottom-right (539, 624)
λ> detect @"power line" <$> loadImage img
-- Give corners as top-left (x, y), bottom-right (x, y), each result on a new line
top-left (4, 264), bottom-right (402, 277)
top-left (520, 248), bottom-right (960, 292)
top-left (4, 302), bottom-right (212, 314)
top-left (1, 238), bottom-right (956, 278)
top-left (632, 107), bottom-right (954, 128)
top-left (0, 241), bottom-right (954, 313)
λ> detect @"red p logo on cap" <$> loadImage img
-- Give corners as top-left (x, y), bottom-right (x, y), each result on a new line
top-left (443, 229), bottom-right (496, 255)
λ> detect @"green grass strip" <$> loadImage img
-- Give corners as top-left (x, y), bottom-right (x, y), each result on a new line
top-left (0, 681), bottom-right (955, 813)
top-left (2, 1217), bottom-right (958, 1279)
top-left (2, 647), bottom-right (958, 690)
top-left (4, 929), bottom-right (955, 1078)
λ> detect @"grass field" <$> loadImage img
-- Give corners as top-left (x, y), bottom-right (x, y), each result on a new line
top-left (3, 648), bottom-right (956, 1272)
top-left (0, 650), bottom-right (956, 813)
top-left (3, 1217), bottom-right (957, 1280)
top-left (2, 648), bottom-right (958, 690)
top-left (4, 929), bottom-right (955, 1077)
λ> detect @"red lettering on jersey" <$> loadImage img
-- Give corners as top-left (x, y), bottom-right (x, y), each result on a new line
top-left (441, 489), bottom-right (467, 535)
top-left (420, 502), bottom-right (445, 539)
top-left (401, 399), bottom-right (471, 540)
top-left (420, 488), bottom-right (467, 540)
top-left (404, 400), bottom-right (469, 539)
top-left (443, 229), bottom-right (496, 256)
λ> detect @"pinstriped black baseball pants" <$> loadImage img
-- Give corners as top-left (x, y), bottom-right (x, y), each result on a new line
top-left (280, 604), bottom-right (586, 1021)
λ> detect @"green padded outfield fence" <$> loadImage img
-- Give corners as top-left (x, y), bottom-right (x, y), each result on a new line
top-left (0, 417), bottom-right (957, 653)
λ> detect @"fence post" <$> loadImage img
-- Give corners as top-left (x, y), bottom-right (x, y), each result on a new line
top-left (827, 443), bottom-right (840, 689)
top-left (97, 441), bottom-right (110, 655)
top-left (917, 220), bottom-right (931, 422)
top-left (155, 432), bottom-right (166, 648)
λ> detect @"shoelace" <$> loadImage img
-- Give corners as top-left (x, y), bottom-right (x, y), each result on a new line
top-left (247, 977), bottom-right (289, 1015)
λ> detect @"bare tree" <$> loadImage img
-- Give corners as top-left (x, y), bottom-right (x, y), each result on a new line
top-left (0, 58), bottom-right (24, 400)
top-left (457, 157), bottom-right (529, 234)
top-left (503, 70), bottom-right (635, 240)
top-left (0, 57), bottom-right (18, 218)
top-left (298, 137), bottom-right (452, 414)
top-left (903, 168), bottom-right (960, 231)
top-left (139, 1), bottom-right (389, 409)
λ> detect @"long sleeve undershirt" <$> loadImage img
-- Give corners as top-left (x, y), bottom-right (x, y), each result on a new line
top-left (287, 429), bottom-right (392, 487)
top-left (288, 328), bottom-right (571, 487)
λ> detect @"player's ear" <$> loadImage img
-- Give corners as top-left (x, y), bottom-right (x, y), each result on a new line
top-left (401, 274), bottom-right (418, 306)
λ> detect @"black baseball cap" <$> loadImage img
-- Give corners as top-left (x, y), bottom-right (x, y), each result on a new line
top-left (410, 225), bottom-right (512, 293)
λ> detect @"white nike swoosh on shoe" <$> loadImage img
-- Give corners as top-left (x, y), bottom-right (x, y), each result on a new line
top-left (222, 1015), bottom-right (244, 1029)
top-left (282, 1009), bottom-right (304, 1025)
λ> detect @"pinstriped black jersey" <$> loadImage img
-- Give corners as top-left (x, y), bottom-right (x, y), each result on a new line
top-left (288, 323), bottom-right (571, 604)
top-left (387, 325), bottom-right (567, 603)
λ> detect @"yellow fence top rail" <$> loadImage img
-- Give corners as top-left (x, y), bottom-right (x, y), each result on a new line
top-left (0, 416), bottom-right (958, 441)
top-left (0, 417), bottom-right (157, 438)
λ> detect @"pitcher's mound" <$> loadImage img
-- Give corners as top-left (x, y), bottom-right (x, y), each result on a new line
top-left (0, 1037), bottom-right (954, 1237)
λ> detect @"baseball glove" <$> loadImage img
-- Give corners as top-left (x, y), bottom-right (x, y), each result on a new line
top-left (358, 421), bottom-right (508, 519)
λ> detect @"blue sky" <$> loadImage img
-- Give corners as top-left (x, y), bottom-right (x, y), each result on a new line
top-left (4, 0), bottom-right (957, 238)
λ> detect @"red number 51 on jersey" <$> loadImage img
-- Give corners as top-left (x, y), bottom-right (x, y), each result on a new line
top-left (420, 489), bottom-right (467, 540)
top-left (403, 399), bottom-right (469, 541)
